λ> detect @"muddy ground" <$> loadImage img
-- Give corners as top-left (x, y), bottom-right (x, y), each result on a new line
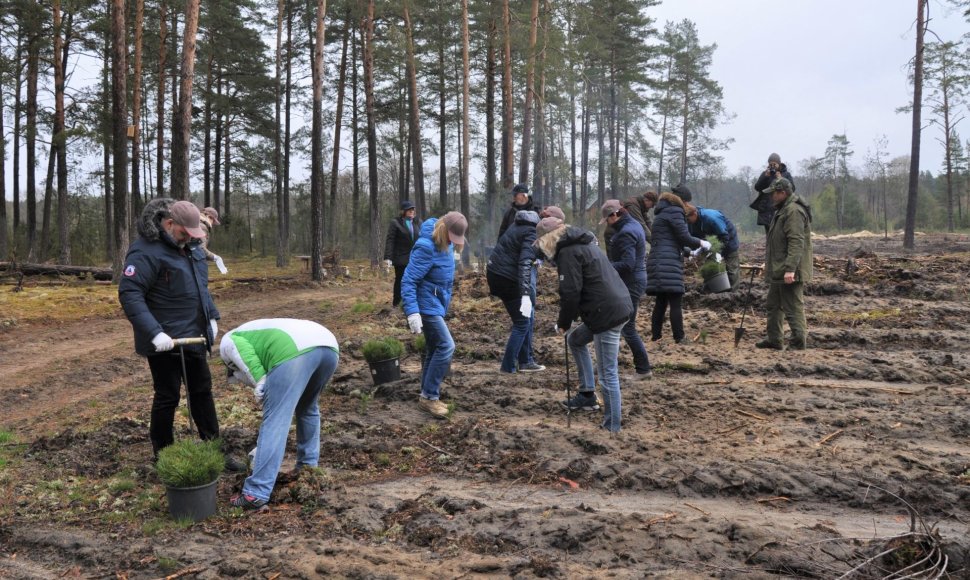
top-left (1, 232), bottom-right (969, 579)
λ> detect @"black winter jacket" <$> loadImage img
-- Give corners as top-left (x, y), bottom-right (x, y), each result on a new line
top-left (383, 216), bottom-right (421, 266)
top-left (487, 217), bottom-right (537, 300)
top-left (119, 198), bottom-right (220, 357)
top-left (498, 197), bottom-right (536, 240)
top-left (608, 213), bottom-right (647, 289)
top-left (552, 227), bottom-right (632, 333)
top-left (751, 164), bottom-right (796, 226)
top-left (646, 193), bottom-right (703, 296)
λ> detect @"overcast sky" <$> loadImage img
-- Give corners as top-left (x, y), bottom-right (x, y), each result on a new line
top-left (648, 0), bottom-right (967, 176)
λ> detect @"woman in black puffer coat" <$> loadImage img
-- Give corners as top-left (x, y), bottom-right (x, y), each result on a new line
top-left (646, 192), bottom-right (707, 343)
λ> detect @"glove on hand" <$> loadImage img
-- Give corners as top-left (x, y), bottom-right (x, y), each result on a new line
top-left (253, 377), bottom-right (266, 403)
top-left (152, 332), bottom-right (175, 352)
top-left (384, 259), bottom-right (393, 269)
top-left (453, 251), bottom-right (462, 262)
top-left (690, 247), bottom-right (703, 258)
top-left (210, 319), bottom-right (218, 340)
top-left (714, 253), bottom-right (723, 263)
top-left (407, 313), bottom-right (423, 334)
top-left (519, 295), bottom-right (532, 318)
top-left (214, 255), bottom-right (228, 274)
top-left (699, 239), bottom-right (712, 252)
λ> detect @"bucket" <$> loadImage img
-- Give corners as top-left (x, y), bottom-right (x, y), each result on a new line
top-left (703, 270), bottom-right (731, 293)
top-left (166, 479), bottom-right (218, 522)
top-left (369, 358), bottom-right (401, 385)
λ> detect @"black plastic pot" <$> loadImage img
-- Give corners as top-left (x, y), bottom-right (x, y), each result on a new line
top-left (166, 479), bottom-right (218, 522)
top-left (703, 270), bottom-right (731, 293)
top-left (368, 358), bottom-right (401, 385)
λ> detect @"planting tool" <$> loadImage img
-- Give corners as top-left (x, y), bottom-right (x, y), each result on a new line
top-left (174, 336), bottom-right (207, 431)
top-left (734, 266), bottom-right (762, 348)
top-left (563, 327), bottom-right (573, 428)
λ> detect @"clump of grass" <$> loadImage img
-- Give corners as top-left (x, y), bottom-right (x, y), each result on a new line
top-left (361, 337), bottom-right (403, 363)
top-left (108, 478), bottom-right (136, 494)
top-left (318, 300), bottom-right (335, 313)
top-left (155, 439), bottom-right (224, 488)
top-left (351, 301), bottom-right (375, 314)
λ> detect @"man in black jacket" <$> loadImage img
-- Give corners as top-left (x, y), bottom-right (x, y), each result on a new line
top-left (118, 199), bottom-right (223, 458)
top-left (535, 218), bottom-right (632, 434)
top-left (751, 153), bottom-right (796, 235)
top-left (384, 200), bottom-right (421, 307)
top-left (498, 183), bottom-right (535, 240)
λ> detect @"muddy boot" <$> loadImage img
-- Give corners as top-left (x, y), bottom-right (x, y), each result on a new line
top-left (755, 339), bottom-right (783, 350)
top-left (789, 335), bottom-right (807, 350)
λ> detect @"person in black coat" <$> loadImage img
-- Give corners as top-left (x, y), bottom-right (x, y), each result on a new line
top-left (600, 200), bottom-right (651, 377)
top-left (486, 210), bottom-right (545, 373)
top-left (535, 219), bottom-right (632, 433)
top-left (498, 183), bottom-right (535, 240)
top-left (751, 153), bottom-right (796, 235)
top-left (384, 200), bottom-right (421, 307)
top-left (646, 192), bottom-right (708, 343)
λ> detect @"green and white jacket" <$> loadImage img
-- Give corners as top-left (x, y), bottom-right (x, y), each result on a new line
top-left (219, 318), bottom-right (339, 389)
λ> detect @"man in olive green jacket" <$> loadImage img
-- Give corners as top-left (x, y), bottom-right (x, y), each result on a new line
top-left (757, 178), bottom-right (812, 350)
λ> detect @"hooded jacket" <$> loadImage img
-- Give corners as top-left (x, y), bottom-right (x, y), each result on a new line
top-left (401, 218), bottom-right (455, 317)
top-left (383, 215), bottom-right (422, 267)
top-left (646, 192), bottom-right (703, 295)
top-left (498, 196), bottom-right (536, 240)
top-left (766, 193), bottom-right (813, 284)
top-left (687, 207), bottom-right (739, 256)
top-left (543, 226), bottom-right (632, 334)
top-left (607, 213), bottom-right (647, 289)
top-left (604, 195), bottom-right (652, 249)
top-left (118, 197), bottom-right (220, 356)
top-left (487, 211), bottom-right (538, 300)
top-left (751, 164), bottom-right (796, 226)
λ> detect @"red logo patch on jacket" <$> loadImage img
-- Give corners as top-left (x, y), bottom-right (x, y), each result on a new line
top-left (124, 265), bottom-right (136, 277)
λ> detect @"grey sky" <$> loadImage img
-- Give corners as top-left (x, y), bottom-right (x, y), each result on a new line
top-left (649, 0), bottom-right (967, 176)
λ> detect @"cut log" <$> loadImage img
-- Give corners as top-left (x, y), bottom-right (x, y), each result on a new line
top-left (0, 261), bottom-right (114, 281)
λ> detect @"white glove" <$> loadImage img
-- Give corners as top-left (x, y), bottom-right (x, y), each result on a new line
top-left (227, 371), bottom-right (245, 385)
top-left (453, 251), bottom-right (461, 261)
top-left (714, 253), bottom-right (723, 263)
top-left (253, 377), bottom-right (266, 403)
top-left (210, 319), bottom-right (218, 339)
top-left (519, 295), bottom-right (532, 318)
top-left (407, 313), bottom-right (423, 334)
top-left (690, 247), bottom-right (703, 258)
top-left (384, 259), bottom-right (392, 269)
top-left (699, 239), bottom-right (712, 252)
top-left (152, 332), bottom-right (175, 352)
top-left (214, 255), bottom-right (228, 274)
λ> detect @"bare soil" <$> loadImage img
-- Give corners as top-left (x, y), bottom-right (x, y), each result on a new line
top-left (1, 233), bottom-right (969, 579)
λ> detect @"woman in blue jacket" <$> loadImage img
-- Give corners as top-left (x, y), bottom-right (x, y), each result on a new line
top-left (646, 193), bottom-right (708, 343)
top-left (401, 211), bottom-right (468, 418)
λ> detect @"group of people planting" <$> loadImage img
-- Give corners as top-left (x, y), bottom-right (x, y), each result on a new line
top-left (117, 150), bottom-right (811, 510)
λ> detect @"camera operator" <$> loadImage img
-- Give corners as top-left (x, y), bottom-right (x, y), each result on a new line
top-left (750, 153), bottom-right (796, 235)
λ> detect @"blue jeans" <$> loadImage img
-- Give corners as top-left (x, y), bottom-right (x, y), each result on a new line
top-left (567, 322), bottom-right (624, 432)
top-left (243, 347), bottom-right (339, 502)
top-left (500, 296), bottom-right (535, 372)
top-left (622, 280), bottom-right (650, 373)
top-left (421, 315), bottom-right (455, 401)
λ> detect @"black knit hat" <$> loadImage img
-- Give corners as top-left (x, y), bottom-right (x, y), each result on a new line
top-left (671, 183), bottom-right (693, 202)
top-left (511, 183), bottom-right (529, 195)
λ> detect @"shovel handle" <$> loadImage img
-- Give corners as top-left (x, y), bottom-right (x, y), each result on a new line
top-left (172, 337), bottom-right (207, 347)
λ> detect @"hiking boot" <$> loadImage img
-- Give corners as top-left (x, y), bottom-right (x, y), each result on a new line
top-left (230, 493), bottom-right (268, 511)
top-left (560, 392), bottom-right (600, 412)
top-left (789, 337), bottom-right (807, 350)
top-left (755, 340), bottom-right (784, 350)
top-left (419, 397), bottom-right (449, 418)
top-left (518, 362), bottom-right (546, 373)
top-left (636, 369), bottom-right (654, 379)
top-left (224, 455), bottom-right (247, 473)
top-left (674, 336), bottom-right (690, 345)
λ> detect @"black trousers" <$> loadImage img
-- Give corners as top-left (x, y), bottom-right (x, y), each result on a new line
top-left (651, 293), bottom-right (685, 342)
top-left (146, 350), bottom-right (220, 455)
top-left (393, 264), bottom-right (407, 307)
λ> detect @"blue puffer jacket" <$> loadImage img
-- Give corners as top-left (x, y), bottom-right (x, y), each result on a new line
top-left (646, 192), bottom-right (703, 295)
top-left (119, 198), bottom-right (220, 357)
top-left (608, 213), bottom-right (647, 289)
top-left (487, 211), bottom-right (538, 298)
top-left (688, 207), bottom-right (739, 256)
top-left (401, 218), bottom-right (455, 317)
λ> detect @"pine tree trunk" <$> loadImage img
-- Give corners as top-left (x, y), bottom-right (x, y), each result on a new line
top-left (518, 0), bottom-right (539, 186)
top-left (275, 0), bottom-right (285, 267)
top-left (460, 0), bottom-right (471, 236)
top-left (403, 0), bottom-right (425, 215)
top-left (351, 22), bottom-right (361, 244)
top-left (329, 17), bottom-right (350, 247)
top-left (485, 15), bottom-right (496, 233)
top-left (41, 144), bottom-right (55, 261)
top-left (364, 0), bottom-right (380, 265)
top-left (111, 0), bottom-right (129, 280)
top-left (0, 74), bottom-right (6, 259)
top-left (284, 0), bottom-right (293, 240)
top-left (53, 1), bottom-right (70, 263)
top-left (156, 0), bottom-right (167, 198)
top-left (131, 0), bottom-right (144, 219)
top-left (102, 21), bottom-right (112, 260)
top-left (170, 0), bottom-right (200, 200)
top-left (25, 22), bottom-right (40, 261)
top-left (203, 52), bottom-right (212, 207)
top-left (580, 81), bottom-right (590, 226)
top-left (904, 1), bottom-right (925, 250)
top-left (310, 0), bottom-right (327, 279)
top-left (501, 0), bottom-right (513, 190)
top-left (438, 27), bottom-right (447, 210)
top-left (13, 31), bottom-right (22, 231)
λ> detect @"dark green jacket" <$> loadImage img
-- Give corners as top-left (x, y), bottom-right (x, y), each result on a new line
top-left (766, 194), bottom-right (812, 284)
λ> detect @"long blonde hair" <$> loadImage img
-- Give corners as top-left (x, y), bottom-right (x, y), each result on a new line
top-left (432, 220), bottom-right (451, 252)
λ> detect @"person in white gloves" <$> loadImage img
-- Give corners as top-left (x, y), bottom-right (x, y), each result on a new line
top-left (485, 210), bottom-right (546, 374)
top-left (198, 206), bottom-right (228, 274)
top-left (400, 211), bottom-right (467, 418)
top-left (645, 192), bottom-right (707, 344)
top-left (383, 200), bottom-right (421, 307)
top-left (118, 198), bottom-right (225, 459)
top-left (219, 318), bottom-right (339, 511)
